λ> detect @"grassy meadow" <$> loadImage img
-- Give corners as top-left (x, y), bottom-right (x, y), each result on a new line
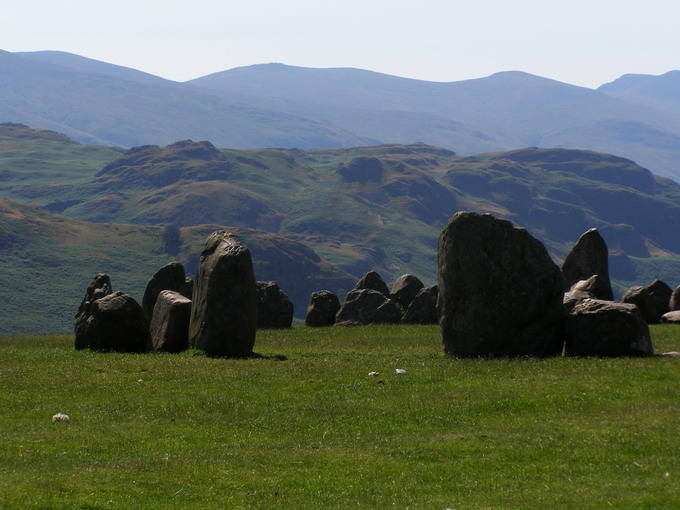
top-left (1, 324), bottom-right (680, 509)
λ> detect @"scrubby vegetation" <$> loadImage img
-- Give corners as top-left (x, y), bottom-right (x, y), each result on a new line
top-left (1, 325), bottom-right (679, 508)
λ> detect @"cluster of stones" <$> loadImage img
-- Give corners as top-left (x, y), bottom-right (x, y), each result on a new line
top-left (304, 271), bottom-right (438, 328)
top-left (437, 212), bottom-right (680, 358)
top-left (74, 231), bottom-right (294, 357)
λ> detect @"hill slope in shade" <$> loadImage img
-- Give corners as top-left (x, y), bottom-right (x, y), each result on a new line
top-left (0, 196), bottom-right (355, 335)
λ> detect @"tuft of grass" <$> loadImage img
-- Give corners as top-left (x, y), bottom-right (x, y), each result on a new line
top-left (1, 324), bottom-right (679, 508)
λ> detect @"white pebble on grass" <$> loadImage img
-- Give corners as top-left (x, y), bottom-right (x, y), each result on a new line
top-left (52, 413), bottom-right (69, 422)
top-left (395, 368), bottom-right (407, 375)
top-left (368, 371), bottom-right (379, 377)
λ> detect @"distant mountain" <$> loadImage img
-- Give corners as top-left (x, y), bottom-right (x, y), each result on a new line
top-left (599, 71), bottom-right (680, 115)
top-left (0, 50), bottom-right (373, 149)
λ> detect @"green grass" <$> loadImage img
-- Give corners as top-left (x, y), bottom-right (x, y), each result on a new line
top-left (2, 324), bottom-right (680, 508)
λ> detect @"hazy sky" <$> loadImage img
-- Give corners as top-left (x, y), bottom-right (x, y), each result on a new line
top-left (4, 0), bottom-right (680, 88)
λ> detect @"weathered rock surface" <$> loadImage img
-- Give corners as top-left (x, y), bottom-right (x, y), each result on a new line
top-left (76, 291), bottom-right (149, 352)
top-left (390, 274), bottom-right (424, 310)
top-left (354, 271), bottom-right (390, 297)
top-left (74, 273), bottom-right (112, 350)
top-left (671, 286), bottom-right (680, 311)
top-left (662, 311), bottom-right (680, 324)
top-left (335, 289), bottom-right (402, 325)
top-left (188, 231), bottom-right (257, 357)
top-left (563, 277), bottom-right (599, 312)
top-left (256, 281), bottom-right (294, 329)
top-left (402, 285), bottom-right (438, 324)
top-left (305, 290), bottom-right (341, 327)
top-left (150, 290), bottom-right (192, 353)
top-left (563, 299), bottom-right (654, 357)
top-left (647, 279), bottom-right (672, 318)
top-left (561, 228), bottom-right (613, 301)
top-left (142, 262), bottom-right (192, 319)
top-left (621, 286), bottom-right (660, 324)
top-left (438, 212), bottom-right (565, 357)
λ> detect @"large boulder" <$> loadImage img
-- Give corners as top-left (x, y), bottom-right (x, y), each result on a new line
top-left (305, 290), bottom-right (341, 327)
top-left (256, 281), bottom-right (294, 329)
top-left (647, 279), bottom-right (673, 318)
top-left (438, 212), bottom-right (565, 357)
top-left (354, 271), bottom-right (390, 297)
top-left (390, 274), bottom-right (424, 310)
top-left (75, 291), bottom-right (149, 353)
top-left (671, 286), bottom-right (680, 311)
top-left (621, 286), bottom-right (660, 324)
top-left (662, 311), bottom-right (680, 324)
top-left (150, 290), bottom-right (192, 353)
top-left (561, 228), bottom-right (613, 301)
top-left (335, 289), bottom-right (402, 326)
top-left (402, 285), bottom-right (438, 324)
top-left (188, 231), bottom-right (257, 358)
top-left (141, 262), bottom-right (193, 319)
top-left (563, 299), bottom-right (654, 357)
top-left (74, 273), bottom-right (112, 350)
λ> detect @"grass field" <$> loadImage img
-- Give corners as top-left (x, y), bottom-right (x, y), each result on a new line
top-left (1, 325), bottom-right (680, 509)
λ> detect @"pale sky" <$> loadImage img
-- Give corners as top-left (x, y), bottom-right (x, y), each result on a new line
top-left (3, 0), bottom-right (680, 88)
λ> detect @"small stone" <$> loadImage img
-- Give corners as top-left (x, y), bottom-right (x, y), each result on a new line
top-left (395, 368), bottom-right (407, 374)
top-left (52, 413), bottom-right (70, 422)
top-left (368, 371), bottom-right (379, 377)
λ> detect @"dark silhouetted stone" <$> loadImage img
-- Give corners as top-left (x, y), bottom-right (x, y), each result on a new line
top-left (335, 289), bottom-right (402, 326)
top-left (662, 311), bottom-right (680, 323)
top-left (354, 271), bottom-right (390, 297)
top-left (188, 231), bottom-right (257, 358)
top-left (647, 279), bottom-right (672, 318)
top-left (74, 273), bottom-right (112, 350)
top-left (438, 212), bottom-right (565, 357)
top-left (402, 285), bottom-right (438, 324)
top-left (563, 299), bottom-right (654, 357)
top-left (621, 286), bottom-right (660, 324)
top-left (672, 286), bottom-right (680, 312)
top-left (76, 291), bottom-right (149, 352)
top-left (142, 262), bottom-right (192, 319)
top-left (305, 290), bottom-right (341, 327)
top-left (390, 274), bottom-right (424, 310)
top-left (150, 290), bottom-right (191, 353)
top-left (256, 281), bottom-right (294, 329)
top-left (562, 228), bottom-right (613, 301)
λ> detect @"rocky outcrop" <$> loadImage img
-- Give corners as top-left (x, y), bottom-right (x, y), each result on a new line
top-left (563, 299), bottom-right (654, 357)
top-left (561, 228), bottom-right (613, 301)
top-left (75, 291), bottom-right (149, 352)
top-left (188, 231), bottom-right (257, 357)
top-left (141, 262), bottom-right (193, 319)
top-left (438, 212), bottom-right (565, 357)
top-left (256, 281), bottom-right (294, 329)
top-left (74, 273), bottom-right (112, 350)
top-left (335, 289), bottom-right (402, 326)
top-left (354, 271), bottom-right (390, 297)
top-left (305, 290), bottom-right (341, 327)
top-left (390, 274), bottom-right (424, 310)
top-left (401, 285), bottom-right (438, 324)
top-left (621, 286), bottom-right (660, 324)
top-left (150, 290), bottom-right (192, 353)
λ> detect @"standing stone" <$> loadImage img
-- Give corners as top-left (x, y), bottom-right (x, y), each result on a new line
top-left (305, 290), bottom-right (341, 327)
top-left (647, 279), bottom-right (672, 318)
top-left (74, 273), bottom-right (112, 350)
top-left (335, 289), bottom-right (402, 326)
top-left (561, 228), bottom-right (613, 301)
top-left (188, 231), bottom-right (257, 358)
top-left (671, 286), bottom-right (680, 311)
top-left (76, 291), bottom-right (149, 352)
top-left (390, 274), bottom-right (424, 310)
top-left (354, 271), bottom-right (390, 297)
top-left (621, 286), bottom-right (660, 324)
top-left (563, 299), bottom-right (654, 357)
top-left (402, 285), bottom-right (439, 324)
top-left (438, 212), bottom-right (565, 357)
top-left (142, 262), bottom-right (193, 320)
top-left (256, 281), bottom-right (294, 329)
top-left (150, 290), bottom-right (192, 353)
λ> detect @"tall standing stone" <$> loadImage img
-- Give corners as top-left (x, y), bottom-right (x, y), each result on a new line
top-left (188, 231), bottom-right (257, 357)
top-left (305, 290), bottom-right (341, 327)
top-left (438, 212), bottom-right (565, 357)
top-left (562, 228), bottom-right (613, 301)
top-left (647, 279), bottom-right (672, 318)
top-left (256, 281), bottom-right (294, 329)
top-left (150, 290), bottom-right (192, 353)
top-left (671, 286), bottom-right (680, 312)
top-left (74, 273), bottom-right (112, 350)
